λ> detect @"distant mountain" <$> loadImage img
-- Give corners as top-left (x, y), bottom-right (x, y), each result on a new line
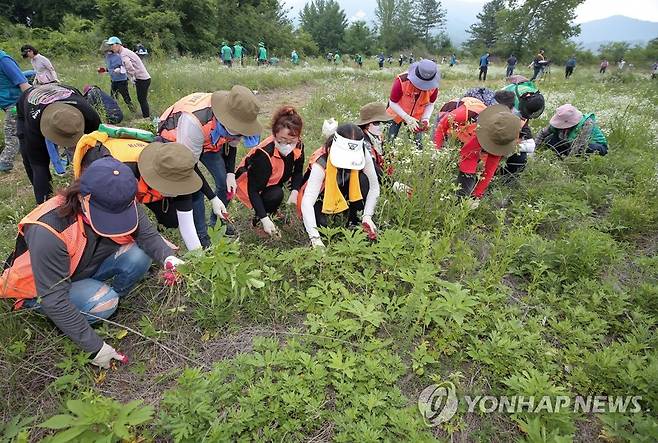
top-left (574, 15), bottom-right (658, 50)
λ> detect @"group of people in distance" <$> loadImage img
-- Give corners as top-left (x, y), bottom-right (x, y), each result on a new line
top-left (0, 46), bottom-right (609, 367)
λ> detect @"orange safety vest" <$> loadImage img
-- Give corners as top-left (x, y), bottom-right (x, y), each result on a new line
top-left (0, 196), bottom-right (133, 307)
top-left (235, 135), bottom-right (303, 209)
top-left (296, 146), bottom-right (328, 216)
top-left (452, 100), bottom-right (488, 144)
top-left (158, 93), bottom-right (231, 153)
top-left (386, 73), bottom-right (437, 124)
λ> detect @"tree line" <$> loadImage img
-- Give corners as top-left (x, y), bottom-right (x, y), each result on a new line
top-left (0, 0), bottom-right (655, 62)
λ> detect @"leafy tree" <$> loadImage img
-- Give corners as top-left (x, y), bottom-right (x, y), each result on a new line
top-left (375, 0), bottom-right (398, 52)
top-left (299, 0), bottom-right (347, 53)
top-left (2, 0), bottom-right (99, 28)
top-left (598, 42), bottom-right (631, 62)
top-left (411, 0), bottom-right (446, 42)
top-left (465, 0), bottom-right (504, 54)
top-left (344, 21), bottom-right (376, 55)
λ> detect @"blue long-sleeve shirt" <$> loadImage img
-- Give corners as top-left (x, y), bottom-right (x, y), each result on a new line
top-left (105, 52), bottom-right (127, 82)
top-left (479, 54), bottom-right (489, 68)
top-left (0, 50), bottom-right (28, 110)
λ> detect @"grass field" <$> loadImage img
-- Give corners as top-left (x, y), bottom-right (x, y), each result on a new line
top-left (1, 57), bottom-right (657, 442)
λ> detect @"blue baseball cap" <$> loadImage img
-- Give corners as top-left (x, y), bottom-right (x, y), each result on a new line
top-left (106, 36), bottom-right (122, 45)
top-left (80, 157), bottom-right (138, 237)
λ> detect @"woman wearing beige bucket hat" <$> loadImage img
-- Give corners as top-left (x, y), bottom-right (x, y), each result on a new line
top-left (74, 134), bottom-right (224, 251)
top-left (535, 104), bottom-right (608, 157)
top-left (158, 85), bottom-right (263, 244)
top-left (16, 83), bottom-right (101, 203)
top-left (455, 104), bottom-right (521, 199)
top-left (356, 102), bottom-right (393, 178)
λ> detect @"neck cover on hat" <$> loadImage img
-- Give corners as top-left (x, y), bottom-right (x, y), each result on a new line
top-left (210, 119), bottom-right (260, 148)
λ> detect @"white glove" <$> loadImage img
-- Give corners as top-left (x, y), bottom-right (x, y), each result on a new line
top-left (210, 196), bottom-right (228, 220)
top-left (226, 173), bottom-right (237, 194)
top-left (287, 190), bottom-right (298, 206)
top-left (322, 118), bottom-right (338, 138)
top-left (310, 236), bottom-right (325, 248)
top-left (404, 116), bottom-right (419, 132)
top-left (260, 216), bottom-right (279, 237)
top-left (392, 181), bottom-right (412, 194)
top-left (362, 215), bottom-right (377, 233)
top-left (91, 342), bottom-right (126, 369)
top-left (519, 139), bottom-right (536, 154)
top-left (463, 198), bottom-right (480, 210)
top-left (113, 67), bottom-right (121, 73)
top-left (164, 255), bottom-right (185, 270)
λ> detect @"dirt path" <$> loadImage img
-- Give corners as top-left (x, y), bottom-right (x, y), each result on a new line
top-left (255, 82), bottom-right (317, 117)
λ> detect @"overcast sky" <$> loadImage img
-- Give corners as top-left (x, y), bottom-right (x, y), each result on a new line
top-left (283, 0), bottom-right (658, 24)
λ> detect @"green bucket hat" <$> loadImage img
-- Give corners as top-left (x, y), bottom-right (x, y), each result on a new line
top-left (211, 85), bottom-right (262, 136)
top-left (138, 142), bottom-right (202, 196)
top-left (475, 104), bottom-right (520, 157)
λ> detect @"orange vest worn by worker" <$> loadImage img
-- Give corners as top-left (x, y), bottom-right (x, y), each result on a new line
top-left (158, 93), bottom-right (231, 153)
top-left (434, 98), bottom-right (488, 149)
top-left (386, 73), bottom-right (436, 124)
top-left (0, 196), bottom-right (133, 307)
top-left (73, 131), bottom-right (164, 204)
top-left (234, 135), bottom-right (303, 209)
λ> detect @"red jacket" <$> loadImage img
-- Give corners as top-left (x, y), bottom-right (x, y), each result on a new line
top-left (459, 135), bottom-right (502, 198)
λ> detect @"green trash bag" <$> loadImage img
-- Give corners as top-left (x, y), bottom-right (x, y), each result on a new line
top-left (98, 123), bottom-right (155, 142)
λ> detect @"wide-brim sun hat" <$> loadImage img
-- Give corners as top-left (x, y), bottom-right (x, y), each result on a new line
top-left (40, 103), bottom-right (85, 147)
top-left (211, 85), bottom-right (262, 136)
top-left (549, 104), bottom-right (583, 129)
top-left (138, 142), bottom-right (202, 196)
top-left (355, 102), bottom-right (393, 126)
top-left (407, 59), bottom-right (440, 90)
top-left (475, 104), bottom-right (521, 157)
top-left (80, 157), bottom-right (138, 237)
top-left (329, 132), bottom-right (366, 170)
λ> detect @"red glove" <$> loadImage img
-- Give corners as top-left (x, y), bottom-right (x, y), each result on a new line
top-left (97, 67), bottom-right (107, 73)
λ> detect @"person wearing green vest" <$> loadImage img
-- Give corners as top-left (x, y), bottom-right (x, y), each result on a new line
top-left (291, 50), bottom-right (299, 65)
top-left (355, 54), bottom-right (363, 68)
top-left (535, 104), bottom-right (608, 157)
top-left (257, 42), bottom-right (268, 66)
top-left (334, 52), bottom-right (341, 65)
top-left (220, 42), bottom-right (233, 67)
top-left (501, 79), bottom-right (545, 120)
top-left (233, 41), bottom-right (244, 67)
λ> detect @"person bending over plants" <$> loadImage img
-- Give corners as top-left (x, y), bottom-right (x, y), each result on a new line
top-left (356, 102), bottom-right (393, 179)
top-left (0, 158), bottom-right (183, 368)
top-left (433, 97), bottom-right (487, 151)
top-left (298, 123), bottom-right (380, 248)
top-left (455, 105), bottom-right (521, 201)
top-left (73, 129), bottom-right (225, 251)
top-left (234, 107), bottom-right (305, 238)
top-left (535, 104), bottom-right (608, 157)
top-left (158, 85), bottom-right (262, 243)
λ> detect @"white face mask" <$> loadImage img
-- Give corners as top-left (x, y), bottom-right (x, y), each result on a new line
top-left (275, 140), bottom-right (295, 156)
top-left (368, 124), bottom-right (382, 136)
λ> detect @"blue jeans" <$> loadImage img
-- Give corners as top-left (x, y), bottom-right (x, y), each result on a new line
top-left (24, 243), bottom-right (151, 323)
top-left (200, 150), bottom-right (228, 226)
top-left (387, 121), bottom-right (424, 149)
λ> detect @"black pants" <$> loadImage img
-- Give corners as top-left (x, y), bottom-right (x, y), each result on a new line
top-left (565, 66), bottom-right (574, 78)
top-left (506, 65), bottom-right (515, 77)
top-left (19, 140), bottom-right (52, 204)
top-left (499, 152), bottom-right (528, 176)
top-left (135, 78), bottom-right (151, 118)
top-left (599, 67), bottom-right (607, 74)
top-left (260, 185), bottom-right (285, 215)
top-left (479, 66), bottom-right (488, 81)
top-left (314, 172), bottom-right (369, 228)
top-left (146, 199), bottom-right (178, 228)
top-left (530, 66), bottom-right (542, 81)
top-left (111, 80), bottom-right (135, 112)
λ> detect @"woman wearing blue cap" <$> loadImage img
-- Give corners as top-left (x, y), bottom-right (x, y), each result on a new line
top-left (0, 157), bottom-right (183, 368)
top-left (106, 36), bottom-right (151, 118)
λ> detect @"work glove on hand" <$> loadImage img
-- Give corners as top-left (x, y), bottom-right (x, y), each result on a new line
top-left (210, 196), bottom-right (228, 220)
top-left (260, 216), bottom-right (280, 237)
top-left (362, 215), bottom-right (378, 240)
top-left (322, 118), bottom-right (338, 138)
top-left (226, 173), bottom-right (237, 197)
top-left (163, 256), bottom-right (184, 286)
top-left (113, 68), bottom-right (122, 74)
top-left (463, 198), bottom-right (480, 210)
top-left (310, 236), bottom-right (325, 248)
top-left (91, 342), bottom-right (128, 369)
top-left (419, 119), bottom-right (430, 132)
top-left (519, 139), bottom-right (536, 154)
top-left (287, 190), bottom-right (299, 206)
top-left (404, 116), bottom-right (420, 132)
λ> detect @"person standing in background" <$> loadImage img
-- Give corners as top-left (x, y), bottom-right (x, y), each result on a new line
top-left (599, 59), bottom-right (609, 74)
top-left (233, 41), bottom-right (244, 66)
top-left (0, 49), bottom-right (30, 172)
top-left (530, 49), bottom-right (547, 81)
top-left (106, 36), bottom-right (151, 118)
top-left (565, 55), bottom-right (576, 79)
top-left (478, 52), bottom-right (490, 81)
top-left (449, 53), bottom-right (457, 67)
top-left (220, 42), bottom-right (233, 67)
top-left (20, 45), bottom-right (58, 85)
top-left (105, 49), bottom-right (136, 113)
top-left (506, 54), bottom-right (517, 77)
top-left (257, 42), bottom-right (268, 66)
